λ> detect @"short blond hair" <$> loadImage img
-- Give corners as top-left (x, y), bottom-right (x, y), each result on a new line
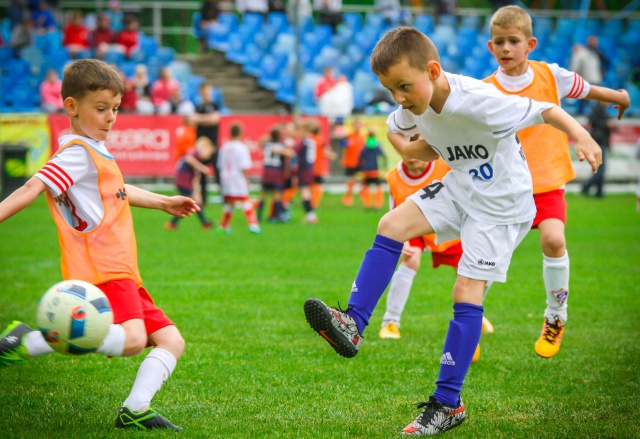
top-left (61, 59), bottom-right (124, 100)
top-left (489, 5), bottom-right (533, 39)
top-left (371, 27), bottom-right (440, 76)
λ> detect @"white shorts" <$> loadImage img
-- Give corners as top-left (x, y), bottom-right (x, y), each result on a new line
top-left (408, 181), bottom-right (532, 283)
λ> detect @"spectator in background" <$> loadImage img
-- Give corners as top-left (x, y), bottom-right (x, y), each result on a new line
top-left (570, 35), bottom-right (606, 115)
top-left (198, 0), bottom-right (220, 53)
top-left (314, 66), bottom-right (337, 100)
top-left (316, 69), bottom-right (354, 121)
top-left (31, 0), bottom-right (57, 34)
top-left (132, 64), bottom-right (154, 114)
top-left (166, 86), bottom-right (196, 116)
top-left (376, 0), bottom-right (411, 27)
top-left (63, 10), bottom-right (89, 59)
top-left (9, 0), bottom-right (28, 30)
top-left (151, 67), bottom-right (180, 113)
top-left (314, 0), bottom-right (342, 32)
top-left (39, 68), bottom-right (62, 113)
top-left (429, 0), bottom-right (457, 24)
top-left (90, 13), bottom-right (116, 60)
top-left (9, 15), bottom-right (33, 54)
top-left (236, 0), bottom-right (268, 18)
top-left (581, 101), bottom-right (614, 198)
top-left (105, 0), bottom-right (124, 32)
top-left (117, 69), bottom-right (138, 113)
top-left (115, 15), bottom-right (139, 59)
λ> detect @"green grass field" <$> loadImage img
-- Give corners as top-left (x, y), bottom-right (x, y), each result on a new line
top-left (0, 192), bottom-right (639, 439)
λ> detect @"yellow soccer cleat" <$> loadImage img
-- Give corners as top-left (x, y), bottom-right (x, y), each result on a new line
top-left (534, 317), bottom-right (565, 358)
top-left (379, 321), bottom-right (401, 339)
top-left (471, 344), bottom-right (480, 363)
top-left (481, 316), bottom-right (494, 334)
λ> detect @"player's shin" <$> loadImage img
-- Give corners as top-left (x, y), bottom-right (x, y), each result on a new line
top-left (347, 234), bottom-right (403, 334)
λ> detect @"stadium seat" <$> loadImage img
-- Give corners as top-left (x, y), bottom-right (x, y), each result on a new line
top-left (275, 73), bottom-right (296, 105)
top-left (225, 33), bottom-right (255, 65)
top-left (157, 47), bottom-right (176, 65)
top-left (242, 49), bottom-right (265, 77)
top-left (364, 12), bottom-right (384, 31)
top-left (169, 60), bottom-right (192, 83)
top-left (239, 12), bottom-right (264, 33)
top-left (257, 54), bottom-right (282, 91)
top-left (342, 12), bottom-right (363, 33)
top-left (191, 12), bottom-right (203, 39)
top-left (267, 12), bottom-right (288, 32)
top-left (0, 47), bottom-right (14, 66)
top-left (103, 49), bottom-right (125, 65)
top-left (414, 14), bottom-right (434, 34)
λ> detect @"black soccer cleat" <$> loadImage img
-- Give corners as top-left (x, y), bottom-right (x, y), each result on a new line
top-left (115, 406), bottom-right (183, 431)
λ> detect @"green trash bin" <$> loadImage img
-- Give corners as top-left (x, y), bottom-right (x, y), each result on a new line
top-left (1, 144), bottom-right (29, 201)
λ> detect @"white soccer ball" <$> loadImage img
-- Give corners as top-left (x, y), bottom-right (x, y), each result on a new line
top-left (36, 280), bottom-right (113, 355)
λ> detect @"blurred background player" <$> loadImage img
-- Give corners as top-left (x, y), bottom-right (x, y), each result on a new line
top-left (341, 117), bottom-right (365, 206)
top-left (258, 125), bottom-right (295, 223)
top-left (485, 5), bottom-right (629, 358)
top-left (166, 136), bottom-right (216, 231)
top-left (311, 119), bottom-right (337, 209)
top-left (358, 126), bottom-right (387, 210)
top-left (581, 101), bottom-right (614, 198)
top-left (296, 121), bottom-right (319, 224)
top-left (379, 150), bottom-right (494, 361)
top-left (217, 123), bottom-right (261, 234)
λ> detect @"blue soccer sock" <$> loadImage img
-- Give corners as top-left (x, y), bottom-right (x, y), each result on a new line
top-left (347, 234), bottom-right (403, 334)
top-left (433, 302), bottom-right (484, 407)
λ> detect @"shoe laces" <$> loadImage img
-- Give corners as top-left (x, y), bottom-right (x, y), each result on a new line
top-left (416, 397), bottom-right (444, 422)
top-left (542, 316), bottom-right (563, 343)
top-left (333, 302), bottom-right (362, 336)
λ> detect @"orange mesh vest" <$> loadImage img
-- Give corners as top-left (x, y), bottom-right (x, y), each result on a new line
top-left (343, 131), bottom-right (365, 168)
top-left (484, 61), bottom-right (575, 193)
top-left (45, 140), bottom-right (142, 286)
top-left (386, 159), bottom-right (460, 252)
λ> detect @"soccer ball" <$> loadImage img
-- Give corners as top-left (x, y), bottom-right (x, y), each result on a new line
top-left (36, 280), bottom-right (113, 355)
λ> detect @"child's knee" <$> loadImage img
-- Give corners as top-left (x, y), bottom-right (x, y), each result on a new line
top-left (123, 332), bottom-right (148, 357)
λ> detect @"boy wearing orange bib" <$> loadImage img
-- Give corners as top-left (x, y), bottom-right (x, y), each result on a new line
top-left (485, 6), bottom-right (630, 358)
top-left (0, 59), bottom-right (200, 430)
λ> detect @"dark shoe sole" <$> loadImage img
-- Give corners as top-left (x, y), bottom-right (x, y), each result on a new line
top-left (303, 298), bottom-right (358, 358)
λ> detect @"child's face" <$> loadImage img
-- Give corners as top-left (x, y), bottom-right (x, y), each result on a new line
top-left (376, 58), bottom-right (436, 116)
top-left (488, 26), bottom-right (536, 74)
top-left (66, 89), bottom-right (121, 142)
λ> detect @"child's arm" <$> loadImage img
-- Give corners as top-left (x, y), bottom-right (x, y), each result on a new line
top-left (124, 184), bottom-right (200, 217)
top-left (584, 86), bottom-right (630, 120)
top-left (541, 106), bottom-right (602, 173)
top-left (184, 154), bottom-right (212, 175)
top-left (387, 131), bottom-right (439, 162)
top-left (0, 177), bottom-right (47, 223)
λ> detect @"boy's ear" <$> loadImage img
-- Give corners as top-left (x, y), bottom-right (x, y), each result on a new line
top-left (527, 37), bottom-right (538, 54)
top-left (487, 40), bottom-right (495, 55)
top-left (427, 60), bottom-right (441, 80)
top-left (63, 97), bottom-right (78, 116)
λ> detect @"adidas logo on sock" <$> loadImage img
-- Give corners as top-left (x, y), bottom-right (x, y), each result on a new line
top-left (351, 281), bottom-right (358, 294)
top-left (440, 352), bottom-right (455, 366)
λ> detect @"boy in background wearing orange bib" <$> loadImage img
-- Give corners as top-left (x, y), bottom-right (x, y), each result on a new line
top-left (485, 6), bottom-right (629, 358)
top-left (0, 59), bottom-right (199, 431)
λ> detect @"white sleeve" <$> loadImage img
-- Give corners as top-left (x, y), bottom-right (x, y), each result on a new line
top-left (386, 107), bottom-right (420, 137)
top-left (548, 63), bottom-right (591, 99)
top-left (34, 145), bottom-right (90, 196)
top-left (483, 92), bottom-right (555, 138)
top-left (241, 147), bottom-right (252, 171)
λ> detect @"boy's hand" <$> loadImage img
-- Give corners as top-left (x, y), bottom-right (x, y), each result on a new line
top-left (166, 196), bottom-right (201, 217)
top-left (613, 89), bottom-right (630, 120)
top-left (574, 134), bottom-right (602, 173)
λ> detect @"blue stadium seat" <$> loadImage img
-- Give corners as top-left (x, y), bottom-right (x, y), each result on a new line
top-left (271, 33), bottom-right (295, 56)
top-left (342, 12), bottom-right (363, 33)
top-left (314, 24), bottom-right (334, 42)
top-left (225, 33), bottom-right (255, 65)
top-left (20, 46), bottom-right (44, 75)
top-left (169, 60), bottom-right (192, 83)
top-left (275, 73), bottom-right (296, 105)
top-left (103, 49), bottom-right (125, 65)
top-left (267, 12), bottom-right (288, 32)
top-left (240, 12), bottom-right (264, 33)
top-left (156, 47), bottom-right (176, 65)
top-left (119, 60), bottom-right (137, 78)
top-left (242, 49), bottom-right (265, 77)
top-left (0, 47), bottom-right (14, 66)
top-left (364, 12), bottom-right (384, 31)
top-left (414, 14), bottom-right (434, 34)
top-left (257, 55), bottom-right (282, 91)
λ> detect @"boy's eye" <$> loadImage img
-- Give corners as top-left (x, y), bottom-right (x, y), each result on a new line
top-left (401, 84), bottom-right (410, 91)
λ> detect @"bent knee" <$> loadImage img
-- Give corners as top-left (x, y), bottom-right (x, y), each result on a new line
top-left (123, 334), bottom-right (148, 357)
top-left (378, 215), bottom-right (405, 241)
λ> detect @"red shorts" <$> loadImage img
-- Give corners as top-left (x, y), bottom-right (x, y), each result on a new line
top-left (96, 279), bottom-right (174, 335)
top-left (532, 189), bottom-right (567, 228)
top-left (223, 195), bottom-right (249, 203)
top-left (408, 238), bottom-right (462, 269)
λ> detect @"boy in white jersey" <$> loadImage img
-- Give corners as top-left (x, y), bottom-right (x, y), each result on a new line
top-left (0, 59), bottom-right (199, 431)
top-left (303, 27), bottom-right (601, 436)
top-left (485, 5), bottom-right (630, 358)
top-left (217, 122), bottom-right (261, 234)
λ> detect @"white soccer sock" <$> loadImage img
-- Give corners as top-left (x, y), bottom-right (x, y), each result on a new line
top-left (95, 324), bottom-right (126, 357)
top-left (543, 252), bottom-right (569, 324)
top-left (123, 348), bottom-right (177, 413)
top-left (382, 264), bottom-right (417, 327)
top-left (24, 330), bottom-right (54, 357)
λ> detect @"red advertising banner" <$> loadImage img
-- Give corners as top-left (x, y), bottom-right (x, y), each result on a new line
top-left (48, 114), bottom-right (184, 177)
top-left (218, 114), bottom-right (331, 177)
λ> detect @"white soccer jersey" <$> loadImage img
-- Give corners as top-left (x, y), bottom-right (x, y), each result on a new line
top-left (494, 62), bottom-right (590, 99)
top-left (387, 72), bottom-right (555, 225)
top-left (217, 140), bottom-right (252, 197)
top-left (35, 134), bottom-right (110, 231)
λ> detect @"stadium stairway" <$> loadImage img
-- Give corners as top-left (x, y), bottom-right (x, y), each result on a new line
top-left (178, 52), bottom-right (289, 114)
